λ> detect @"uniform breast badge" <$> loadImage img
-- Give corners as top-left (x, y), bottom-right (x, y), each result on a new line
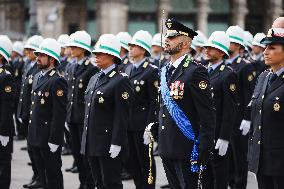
top-left (122, 92), bottom-right (129, 100)
top-left (135, 86), bottom-right (141, 92)
top-left (274, 102), bottom-right (280, 111)
top-left (56, 89), bottom-right (64, 97)
top-left (4, 86), bottom-right (11, 93)
top-left (199, 81), bottom-right (207, 90)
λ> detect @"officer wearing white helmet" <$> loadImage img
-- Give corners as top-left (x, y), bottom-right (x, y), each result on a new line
top-left (191, 30), bottom-right (208, 65)
top-left (116, 32), bottom-right (132, 72)
top-left (0, 35), bottom-right (15, 189)
top-left (18, 35), bottom-right (44, 189)
top-left (243, 31), bottom-right (254, 59)
top-left (151, 33), bottom-right (169, 69)
top-left (65, 30), bottom-right (99, 189)
top-left (57, 34), bottom-right (71, 75)
top-left (202, 31), bottom-right (239, 189)
top-left (226, 25), bottom-right (256, 189)
top-left (122, 30), bottom-right (159, 189)
top-left (10, 41), bottom-right (26, 141)
top-left (81, 34), bottom-right (133, 189)
top-left (250, 33), bottom-right (268, 77)
top-left (27, 38), bottom-right (68, 189)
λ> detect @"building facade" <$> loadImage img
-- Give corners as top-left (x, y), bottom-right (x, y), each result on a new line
top-left (0, 0), bottom-right (283, 40)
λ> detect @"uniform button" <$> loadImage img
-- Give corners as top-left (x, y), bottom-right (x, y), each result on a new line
top-left (21, 92), bottom-right (23, 94)
top-left (162, 114), bottom-right (165, 118)
top-left (162, 126), bottom-right (165, 130)
top-left (91, 91), bottom-right (93, 94)
top-left (262, 95), bottom-right (264, 99)
top-left (259, 110), bottom-right (261, 114)
top-left (32, 101), bottom-right (34, 105)
top-left (71, 102), bottom-right (73, 105)
top-left (71, 94), bottom-right (73, 97)
top-left (88, 103), bottom-right (90, 107)
top-left (29, 120), bottom-right (31, 124)
top-left (20, 99), bottom-right (22, 102)
top-left (258, 141), bottom-right (261, 144)
top-left (259, 125), bottom-right (261, 130)
top-left (45, 122), bottom-right (47, 125)
top-left (105, 130), bottom-right (108, 133)
top-left (72, 86), bottom-right (74, 89)
top-left (85, 126), bottom-right (88, 130)
top-left (142, 107), bottom-right (145, 110)
top-left (86, 115), bottom-right (89, 118)
top-left (73, 78), bottom-right (75, 80)
top-left (30, 111), bottom-right (32, 115)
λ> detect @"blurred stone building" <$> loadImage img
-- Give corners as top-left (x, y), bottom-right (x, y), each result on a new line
top-left (0, 0), bottom-right (283, 40)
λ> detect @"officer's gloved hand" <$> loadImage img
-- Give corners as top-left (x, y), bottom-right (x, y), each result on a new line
top-left (143, 123), bottom-right (154, 145)
top-left (0, 135), bottom-right (9, 147)
top-left (109, 144), bottom-right (121, 159)
top-left (215, 139), bottom-right (229, 156)
top-left (48, 143), bottom-right (59, 153)
top-left (239, 120), bottom-right (251, 136)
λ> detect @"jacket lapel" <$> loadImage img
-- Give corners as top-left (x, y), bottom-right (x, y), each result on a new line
top-left (34, 69), bottom-right (55, 91)
top-left (129, 65), bottom-right (143, 79)
top-left (266, 72), bottom-right (284, 94)
top-left (94, 68), bottom-right (117, 90)
top-left (169, 56), bottom-right (188, 83)
top-left (125, 64), bottom-right (132, 77)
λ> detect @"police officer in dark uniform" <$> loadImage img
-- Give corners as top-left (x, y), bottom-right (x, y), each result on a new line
top-left (123, 30), bottom-right (158, 189)
top-left (202, 31), bottom-right (239, 189)
top-left (116, 32), bottom-right (132, 73)
top-left (225, 26), bottom-right (256, 189)
top-left (151, 19), bottom-right (215, 189)
top-left (250, 33), bottom-right (269, 78)
top-left (57, 34), bottom-right (71, 76)
top-left (81, 34), bottom-right (133, 189)
top-left (28, 38), bottom-right (68, 189)
top-left (248, 18), bottom-right (284, 189)
top-left (151, 33), bottom-right (169, 69)
top-left (11, 41), bottom-right (25, 140)
top-left (0, 35), bottom-right (15, 189)
top-left (18, 35), bottom-right (43, 189)
top-left (66, 31), bottom-right (98, 189)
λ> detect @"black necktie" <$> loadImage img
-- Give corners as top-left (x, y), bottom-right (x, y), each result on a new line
top-left (267, 73), bottom-right (278, 88)
top-left (131, 65), bottom-right (137, 76)
top-left (167, 65), bottom-right (175, 81)
top-left (208, 67), bottom-right (214, 74)
top-left (95, 71), bottom-right (105, 88)
top-left (37, 74), bottom-right (43, 85)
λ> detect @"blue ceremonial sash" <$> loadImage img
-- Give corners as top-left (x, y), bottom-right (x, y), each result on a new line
top-left (160, 63), bottom-right (201, 173)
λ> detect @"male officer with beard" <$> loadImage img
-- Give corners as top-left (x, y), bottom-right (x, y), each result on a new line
top-left (28, 38), bottom-right (67, 189)
top-left (144, 18), bottom-right (215, 189)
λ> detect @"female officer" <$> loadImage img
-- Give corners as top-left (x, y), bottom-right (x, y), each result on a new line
top-left (248, 17), bottom-right (284, 189)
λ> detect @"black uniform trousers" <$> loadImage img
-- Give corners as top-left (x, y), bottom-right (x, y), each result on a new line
top-left (125, 131), bottom-right (156, 189)
top-left (69, 123), bottom-right (94, 188)
top-left (161, 157), bottom-right (198, 189)
top-left (88, 155), bottom-right (123, 189)
top-left (32, 146), bottom-right (63, 189)
top-left (202, 150), bottom-right (229, 189)
top-left (229, 129), bottom-right (248, 189)
top-left (257, 174), bottom-right (284, 189)
top-left (23, 118), bottom-right (39, 179)
top-left (0, 153), bottom-right (11, 189)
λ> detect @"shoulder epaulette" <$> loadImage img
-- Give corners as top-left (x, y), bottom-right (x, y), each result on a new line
top-left (85, 59), bottom-right (90, 66)
top-left (109, 71), bottom-right (116, 78)
top-left (120, 73), bottom-right (128, 77)
top-left (143, 62), bottom-right (148, 68)
top-left (149, 64), bottom-right (158, 69)
top-left (49, 70), bottom-right (56, 76)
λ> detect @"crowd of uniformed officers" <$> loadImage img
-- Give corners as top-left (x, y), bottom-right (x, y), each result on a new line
top-left (0, 15), bottom-right (283, 189)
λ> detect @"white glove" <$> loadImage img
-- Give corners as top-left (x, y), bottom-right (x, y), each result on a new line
top-left (0, 135), bottom-right (9, 147)
top-left (215, 139), bottom-right (229, 156)
top-left (239, 120), bottom-right (251, 136)
top-left (109, 144), bottom-right (121, 159)
top-left (143, 123), bottom-right (154, 145)
top-left (48, 142), bottom-right (59, 153)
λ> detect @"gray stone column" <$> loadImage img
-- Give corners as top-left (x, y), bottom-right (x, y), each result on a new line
top-left (231, 0), bottom-right (248, 28)
top-left (157, 0), bottom-right (171, 33)
top-left (264, 0), bottom-right (283, 32)
top-left (196, 0), bottom-right (210, 35)
top-left (36, 0), bottom-right (65, 37)
top-left (96, 0), bottom-right (128, 35)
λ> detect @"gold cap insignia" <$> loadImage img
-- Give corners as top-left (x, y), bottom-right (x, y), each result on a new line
top-left (56, 89), bottom-right (64, 97)
top-left (122, 92), bottom-right (129, 100)
top-left (166, 22), bottom-right (172, 28)
top-left (267, 29), bottom-right (273, 37)
top-left (199, 81), bottom-right (207, 90)
top-left (4, 86), bottom-right (11, 93)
